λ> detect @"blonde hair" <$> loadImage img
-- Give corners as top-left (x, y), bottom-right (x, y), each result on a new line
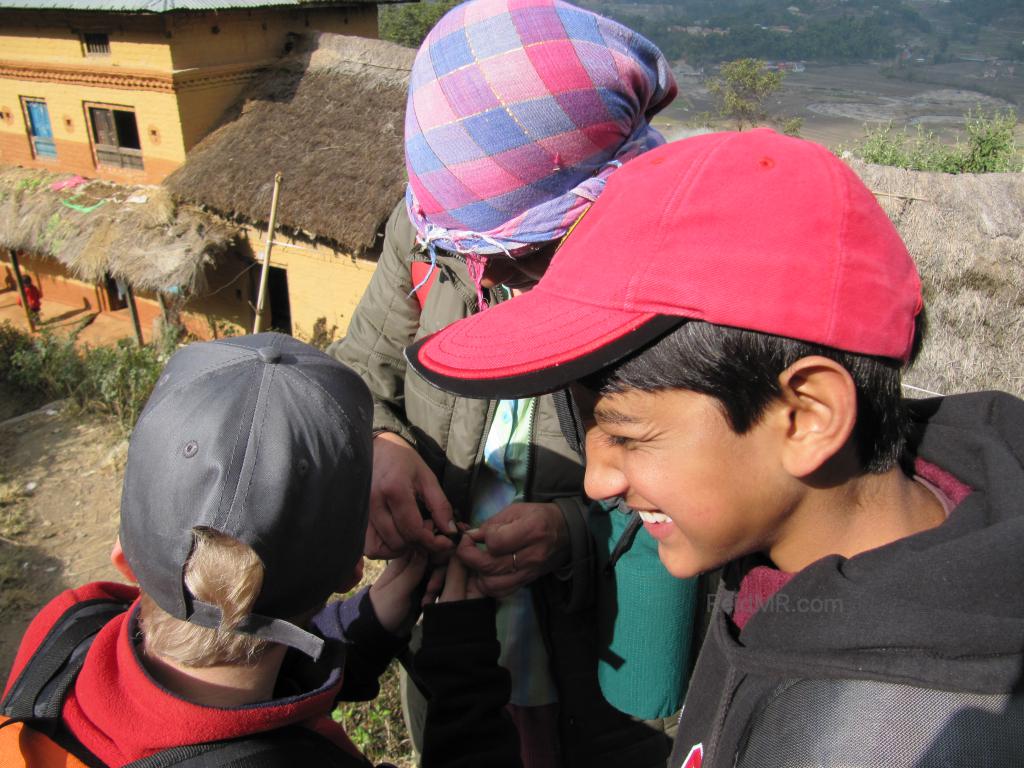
top-left (139, 529), bottom-right (268, 667)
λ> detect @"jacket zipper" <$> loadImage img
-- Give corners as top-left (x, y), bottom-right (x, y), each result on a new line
top-left (522, 398), bottom-right (538, 502)
top-left (465, 282), bottom-right (504, 503)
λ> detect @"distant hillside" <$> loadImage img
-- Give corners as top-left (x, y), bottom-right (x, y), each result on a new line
top-left (583, 0), bottom-right (1024, 66)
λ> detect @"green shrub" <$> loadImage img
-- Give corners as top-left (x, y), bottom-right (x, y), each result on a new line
top-left (848, 109), bottom-right (1021, 173)
top-left (4, 327), bottom-right (172, 432)
top-left (77, 340), bottom-right (165, 429)
top-left (962, 108), bottom-right (1020, 173)
top-left (379, 0), bottom-right (459, 48)
top-left (0, 322), bottom-right (34, 384)
top-left (9, 330), bottom-right (85, 399)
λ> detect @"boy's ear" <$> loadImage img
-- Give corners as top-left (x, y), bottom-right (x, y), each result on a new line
top-left (775, 356), bottom-right (858, 479)
top-left (110, 537), bottom-right (139, 583)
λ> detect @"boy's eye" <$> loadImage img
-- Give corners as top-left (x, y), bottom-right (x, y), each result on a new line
top-left (601, 433), bottom-right (632, 448)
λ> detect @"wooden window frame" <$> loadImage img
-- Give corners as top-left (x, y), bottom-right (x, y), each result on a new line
top-left (82, 101), bottom-right (144, 172)
top-left (19, 96), bottom-right (57, 161)
top-left (81, 32), bottom-right (111, 57)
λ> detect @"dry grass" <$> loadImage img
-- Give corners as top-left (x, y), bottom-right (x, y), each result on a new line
top-left (850, 159), bottom-right (1024, 398)
top-left (0, 167), bottom-right (235, 294)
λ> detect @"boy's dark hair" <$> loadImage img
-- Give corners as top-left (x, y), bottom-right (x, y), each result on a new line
top-left (586, 311), bottom-right (927, 474)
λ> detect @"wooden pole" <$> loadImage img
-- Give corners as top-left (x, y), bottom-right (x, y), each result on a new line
top-left (7, 249), bottom-right (36, 333)
top-left (253, 172), bottom-right (283, 334)
top-left (121, 280), bottom-right (144, 346)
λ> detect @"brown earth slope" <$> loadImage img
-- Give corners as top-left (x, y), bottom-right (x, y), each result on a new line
top-left (0, 402), bottom-right (124, 687)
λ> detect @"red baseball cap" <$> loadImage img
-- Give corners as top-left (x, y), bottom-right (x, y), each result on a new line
top-left (408, 129), bottom-right (923, 399)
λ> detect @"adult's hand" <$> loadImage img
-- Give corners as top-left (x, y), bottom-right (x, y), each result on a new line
top-left (367, 431), bottom-right (456, 559)
top-left (456, 502), bottom-right (569, 598)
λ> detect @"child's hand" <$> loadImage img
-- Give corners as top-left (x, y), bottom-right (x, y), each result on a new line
top-left (368, 550), bottom-right (429, 634)
top-left (439, 555), bottom-right (484, 603)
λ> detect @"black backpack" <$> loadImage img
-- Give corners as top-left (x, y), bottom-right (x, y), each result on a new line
top-left (0, 598), bottom-right (382, 768)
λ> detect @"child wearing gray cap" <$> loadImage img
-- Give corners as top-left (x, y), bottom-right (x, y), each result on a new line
top-left (1, 333), bottom-right (519, 767)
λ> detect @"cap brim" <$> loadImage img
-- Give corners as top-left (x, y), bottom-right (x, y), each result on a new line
top-left (406, 285), bottom-right (685, 399)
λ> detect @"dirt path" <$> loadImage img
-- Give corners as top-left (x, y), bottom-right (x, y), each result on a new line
top-left (0, 401), bottom-right (125, 688)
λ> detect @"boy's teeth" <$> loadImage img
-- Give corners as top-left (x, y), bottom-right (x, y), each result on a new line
top-left (638, 510), bottom-right (671, 524)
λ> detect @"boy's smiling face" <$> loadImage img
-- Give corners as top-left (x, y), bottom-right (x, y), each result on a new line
top-left (581, 386), bottom-right (797, 578)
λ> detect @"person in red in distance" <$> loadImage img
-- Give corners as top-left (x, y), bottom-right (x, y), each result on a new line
top-left (406, 129), bottom-right (1024, 768)
top-left (18, 274), bottom-right (42, 322)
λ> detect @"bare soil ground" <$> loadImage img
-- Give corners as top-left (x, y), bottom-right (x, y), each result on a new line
top-left (0, 401), bottom-right (125, 687)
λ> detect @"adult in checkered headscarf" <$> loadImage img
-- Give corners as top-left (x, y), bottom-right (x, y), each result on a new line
top-left (405, 0), bottom-right (677, 298)
top-left (331, 3), bottom-right (679, 766)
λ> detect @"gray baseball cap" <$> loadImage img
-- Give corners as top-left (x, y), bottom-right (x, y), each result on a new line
top-left (119, 332), bottom-right (372, 660)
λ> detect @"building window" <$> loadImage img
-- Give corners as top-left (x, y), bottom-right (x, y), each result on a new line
top-left (21, 97), bottom-right (57, 159)
top-left (82, 32), bottom-right (110, 56)
top-left (85, 104), bottom-right (143, 170)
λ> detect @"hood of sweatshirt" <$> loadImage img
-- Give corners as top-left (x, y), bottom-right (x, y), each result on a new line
top-left (731, 391), bottom-right (1024, 694)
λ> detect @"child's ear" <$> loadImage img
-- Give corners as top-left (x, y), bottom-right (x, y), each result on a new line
top-left (110, 537), bottom-right (139, 583)
top-left (775, 356), bottom-right (858, 479)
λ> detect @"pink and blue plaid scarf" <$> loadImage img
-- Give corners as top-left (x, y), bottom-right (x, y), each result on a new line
top-left (405, 0), bottom-right (677, 270)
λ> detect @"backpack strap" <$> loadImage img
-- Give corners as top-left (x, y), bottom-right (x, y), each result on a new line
top-left (1, 597), bottom-right (129, 767)
top-left (2, 599), bottom-right (383, 768)
top-left (2, 599), bottom-right (129, 724)
top-left (123, 725), bottom-right (374, 768)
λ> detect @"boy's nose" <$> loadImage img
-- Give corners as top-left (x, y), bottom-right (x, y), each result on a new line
top-left (583, 435), bottom-right (627, 502)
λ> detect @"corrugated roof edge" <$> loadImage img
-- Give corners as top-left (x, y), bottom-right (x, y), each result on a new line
top-left (0, 0), bottom-right (392, 12)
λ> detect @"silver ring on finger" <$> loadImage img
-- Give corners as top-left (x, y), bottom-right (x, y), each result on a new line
top-left (512, 551), bottom-right (518, 572)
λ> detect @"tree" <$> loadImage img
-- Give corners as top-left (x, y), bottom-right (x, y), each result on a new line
top-left (707, 58), bottom-right (784, 131)
top-left (379, 0), bottom-right (460, 49)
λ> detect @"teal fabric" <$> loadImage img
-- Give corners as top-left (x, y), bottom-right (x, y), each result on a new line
top-left (593, 505), bottom-right (697, 719)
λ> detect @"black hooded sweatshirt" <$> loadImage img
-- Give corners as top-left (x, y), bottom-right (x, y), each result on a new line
top-left (669, 391), bottom-right (1024, 768)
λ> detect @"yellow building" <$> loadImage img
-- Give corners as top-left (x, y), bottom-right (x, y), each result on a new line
top-left (165, 33), bottom-right (412, 340)
top-left (0, 1), bottom-right (399, 343)
top-left (0, 0), bottom-right (383, 185)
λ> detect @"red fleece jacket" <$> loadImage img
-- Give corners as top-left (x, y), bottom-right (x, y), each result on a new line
top-left (3, 582), bottom-right (362, 767)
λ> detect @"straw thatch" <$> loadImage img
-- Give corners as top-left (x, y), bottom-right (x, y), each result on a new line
top-left (848, 159), bottom-right (1024, 398)
top-left (0, 166), bottom-right (235, 294)
top-left (164, 33), bottom-right (414, 255)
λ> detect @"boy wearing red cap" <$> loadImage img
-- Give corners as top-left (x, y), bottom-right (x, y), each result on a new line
top-left (407, 129), bottom-right (1024, 767)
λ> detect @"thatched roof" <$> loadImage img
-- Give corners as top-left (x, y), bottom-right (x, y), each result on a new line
top-left (848, 159), bottom-right (1024, 399)
top-left (0, 166), bottom-right (235, 294)
top-left (164, 33), bottom-right (414, 255)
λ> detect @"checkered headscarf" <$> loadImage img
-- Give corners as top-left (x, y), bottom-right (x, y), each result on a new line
top-left (405, 0), bottom-right (677, 262)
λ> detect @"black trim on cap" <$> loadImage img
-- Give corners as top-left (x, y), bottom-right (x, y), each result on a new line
top-left (406, 314), bottom-right (687, 400)
top-left (189, 600), bottom-right (326, 661)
